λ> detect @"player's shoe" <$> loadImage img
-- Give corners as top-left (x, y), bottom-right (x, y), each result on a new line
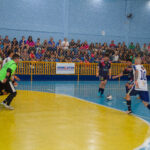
top-left (126, 110), bottom-right (132, 114)
top-left (0, 102), bottom-right (7, 107)
top-left (3, 104), bottom-right (14, 110)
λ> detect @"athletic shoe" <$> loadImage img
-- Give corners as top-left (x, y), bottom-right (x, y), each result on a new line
top-left (3, 104), bottom-right (14, 110)
top-left (126, 110), bottom-right (132, 114)
top-left (0, 102), bottom-right (7, 107)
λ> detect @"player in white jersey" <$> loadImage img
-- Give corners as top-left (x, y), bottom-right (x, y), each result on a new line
top-left (126, 57), bottom-right (150, 114)
top-left (2, 50), bottom-right (14, 67)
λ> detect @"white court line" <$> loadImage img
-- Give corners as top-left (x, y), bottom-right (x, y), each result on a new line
top-left (18, 89), bottom-right (150, 150)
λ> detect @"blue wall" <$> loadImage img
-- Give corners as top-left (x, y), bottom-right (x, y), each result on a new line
top-left (0, 0), bottom-right (150, 44)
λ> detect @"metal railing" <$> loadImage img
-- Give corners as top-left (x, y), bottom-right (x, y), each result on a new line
top-left (3, 61), bottom-right (150, 81)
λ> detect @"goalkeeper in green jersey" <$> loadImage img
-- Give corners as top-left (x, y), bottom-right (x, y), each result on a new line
top-left (0, 54), bottom-right (20, 110)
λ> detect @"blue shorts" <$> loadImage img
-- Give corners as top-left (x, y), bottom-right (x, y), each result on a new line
top-left (136, 91), bottom-right (149, 102)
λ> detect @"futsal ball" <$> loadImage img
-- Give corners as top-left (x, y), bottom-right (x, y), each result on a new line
top-left (106, 95), bottom-right (112, 100)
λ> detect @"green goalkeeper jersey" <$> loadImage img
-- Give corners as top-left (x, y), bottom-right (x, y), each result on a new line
top-left (0, 60), bottom-right (17, 81)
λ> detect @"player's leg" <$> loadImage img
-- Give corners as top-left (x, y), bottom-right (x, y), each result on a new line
top-left (2, 81), bottom-right (17, 110)
top-left (124, 82), bottom-right (130, 99)
top-left (99, 80), bottom-right (107, 97)
top-left (139, 91), bottom-right (150, 110)
top-left (0, 81), bottom-right (5, 96)
top-left (125, 83), bottom-right (135, 114)
top-left (126, 94), bottom-right (132, 114)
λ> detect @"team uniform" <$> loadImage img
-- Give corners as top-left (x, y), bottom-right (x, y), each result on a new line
top-left (2, 57), bottom-right (12, 67)
top-left (123, 66), bottom-right (138, 96)
top-left (99, 60), bottom-right (111, 81)
top-left (0, 60), bottom-right (17, 106)
top-left (131, 65), bottom-right (149, 102)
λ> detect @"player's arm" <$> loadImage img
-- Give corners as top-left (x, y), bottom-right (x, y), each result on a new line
top-left (109, 68), bottom-right (111, 79)
top-left (2, 68), bottom-right (12, 83)
top-left (112, 67), bottom-right (128, 79)
top-left (134, 70), bottom-right (139, 88)
top-left (112, 72), bottom-right (123, 79)
top-left (96, 66), bottom-right (99, 77)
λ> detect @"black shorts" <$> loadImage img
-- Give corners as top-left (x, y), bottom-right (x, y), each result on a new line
top-left (0, 81), bottom-right (16, 94)
top-left (99, 75), bottom-right (108, 81)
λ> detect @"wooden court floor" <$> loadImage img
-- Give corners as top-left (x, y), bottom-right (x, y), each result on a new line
top-left (0, 90), bottom-right (150, 150)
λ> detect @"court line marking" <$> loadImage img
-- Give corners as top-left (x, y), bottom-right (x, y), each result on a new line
top-left (18, 90), bottom-right (150, 150)
top-left (18, 89), bottom-right (150, 126)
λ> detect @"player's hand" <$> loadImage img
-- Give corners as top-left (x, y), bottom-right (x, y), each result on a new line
top-left (2, 79), bottom-right (7, 83)
top-left (14, 82), bottom-right (18, 87)
top-left (109, 76), bottom-right (111, 79)
top-left (15, 76), bottom-right (20, 81)
top-left (112, 76), bottom-right (116, 79)
top-left (96, 73), bottom-right (99, 77)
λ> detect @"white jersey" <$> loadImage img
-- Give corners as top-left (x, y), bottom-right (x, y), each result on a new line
top-left (2, 57), bottom-right (12, 67)
top-left (133, 65), bottom-right (148, 91)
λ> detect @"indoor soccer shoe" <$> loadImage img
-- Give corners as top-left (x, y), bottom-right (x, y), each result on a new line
top-left (3, 104), bottom-right (14, 110)
top-left (0, 102), bottom-right (7, 107)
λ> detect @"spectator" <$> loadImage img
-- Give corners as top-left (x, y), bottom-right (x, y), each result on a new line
top-left (89, 43), bottom-right (94, 51)
top-left (135, 43), bottom-right (141, 51)
top-left (69, 39), bottom-right (77, 53)
top-left (62, 38), bottom-right (69, 51)
top-left (12, 38), bottom-right (19, 52)
top-left (147, 43), bottom-right (150, 53)
top-left (0, 35), bottom-right (2, 41)
top-left (113, 51), bottom-right (119, 63)
top-left (128, 42), bottom-right (135, 50)
top-left (3, 35), bottom-right (11, 49)
top-left (29, 50), bottom-right (36, 60)
top-left (44, 51), bottom-right (50, 62)
top-left (76, 40), bottom-right (81, 49)
top-left (19, 36), bottom-right (26, 50)
top-left (48, 37), bottom-right (56, 51)
top-left (36, 50), bottom-right (43, 61)
top-left (84, 41), bottom-right (89, 50)
top-left (94, 43), bottom-right (99, 51)
top-left (35, 38), bottom-right (42, 48)
top-left (21, 49), bottom-right (29, 61)
top-left (109, 40), bottom-right (116, 48)
top-left (43, 40), bottom-right (48, 49)
top-left (0, 40), bottom-right (4, 50)
top-left (122, 42), bottom-right (127, 49)
top-left (98, 43), bottom-right (102, 49)
top-left (0, 48), bottom-right (3, 61)
top-left (56, 39), bottom-right (62, 52)
top-left (26, 36), bottom-right (35, 48)
top-left (141, 43), bottom-right (148, 52)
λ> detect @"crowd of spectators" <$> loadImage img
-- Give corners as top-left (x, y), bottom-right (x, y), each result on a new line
top-left (0, 35), bottom-right (150, 64)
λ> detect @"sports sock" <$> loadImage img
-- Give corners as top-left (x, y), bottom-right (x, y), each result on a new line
top-left (101, 88), bottom-right (104, 95)
top-left (127, 100), bottom-right (131, 111)
top-left (125, 86), bottom-right (129, 93)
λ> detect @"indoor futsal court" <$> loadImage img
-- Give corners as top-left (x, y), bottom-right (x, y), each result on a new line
top-left (0, 81), bottom-right (150, 150)
top-left (1, 0), bottom-right (150, 150)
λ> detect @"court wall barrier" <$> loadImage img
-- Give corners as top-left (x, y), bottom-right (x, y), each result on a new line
top-left (12, 61), bottom-right (150, 81)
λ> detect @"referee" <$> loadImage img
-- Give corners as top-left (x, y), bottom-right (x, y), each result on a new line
top-left (0, 54), bottom-right (20, 110)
